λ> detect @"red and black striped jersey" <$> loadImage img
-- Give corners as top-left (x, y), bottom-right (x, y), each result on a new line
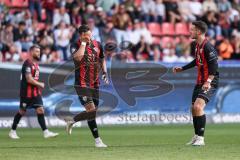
top-left (70, 40), bottom-right (104, 88)
top-left (193, 39), bottom-right (219, 85)
top-left (20, 59), bottom-right (41, 98)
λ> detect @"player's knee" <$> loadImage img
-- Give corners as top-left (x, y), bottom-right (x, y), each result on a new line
top-left (36, 107), bottom-right (44, 114)
top-left (86, 107), bottom-right (96, 113)
top-left (85, 104), bottom-right (96, 112)
top-left (193, 103), bottom-right (203, 113)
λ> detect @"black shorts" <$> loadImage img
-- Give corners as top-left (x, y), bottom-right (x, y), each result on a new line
top-left (20, 96), bottom-right (43, 110)
top-left (192, 83), bottom-right (218, 104)
top-left (74, 86), bottom-right (99, 106)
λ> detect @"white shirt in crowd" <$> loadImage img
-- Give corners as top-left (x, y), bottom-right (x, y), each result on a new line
top-left (141, 0), bottom-right (155, 14)
top-left (163, 54), bottom-right (178, 63)
top-left (189, 0), bottom-right (202, 16)
top-left (155, 1), bottom-right (165, 17)
top-left (53, 12), bottom-right (70, 27)
top-left (54, 28), bottom-right (70, 47)
top-left (178, 55), bottom-right (194, 63)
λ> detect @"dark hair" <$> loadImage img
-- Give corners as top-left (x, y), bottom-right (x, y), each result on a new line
top-left (192, 21), bottom-right (208, 34)
top-left (19, 21), bottom-right (26, 26)
top-left (30, 44), bottom-right (41, 51)
top-left (78, 24), bottom-right (90, 34)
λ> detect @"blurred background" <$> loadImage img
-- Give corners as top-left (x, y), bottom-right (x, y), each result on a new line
top-left (0, 0), bottom-right (240, 128)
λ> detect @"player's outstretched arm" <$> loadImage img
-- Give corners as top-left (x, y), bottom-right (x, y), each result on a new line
top-left (25, 73), bottom-right (44, 89)
top-left (173, 59), bottom-right (196, 74)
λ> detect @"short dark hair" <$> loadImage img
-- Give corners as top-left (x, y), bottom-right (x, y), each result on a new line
top-left (19, 21), bottom-right (26, 26)
top-left (192, 21), bottom-right (208, 34)
top-left (78, 24), bottom-right (90, 34)
top-left (30, 44), bottom-right (41, 51)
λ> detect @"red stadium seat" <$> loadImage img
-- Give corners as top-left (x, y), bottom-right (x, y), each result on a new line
top-left (175, 37), bottom-right (180, 44)
top-left (160, 37), bottom-right (174, 48)
top-left (147, 23), bottom-right (162, 36)
top-left (152, 36), bottom-right (161, 45)
top-left (3, 0), bottom-right (11, 7)
top-left (175, 23), bottom-right (189, 35)
top-left (161, 23), bottom-right (175, 36)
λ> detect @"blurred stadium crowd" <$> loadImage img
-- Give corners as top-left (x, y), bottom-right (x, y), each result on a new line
top-left (0, 0), bottom-right (240, 63)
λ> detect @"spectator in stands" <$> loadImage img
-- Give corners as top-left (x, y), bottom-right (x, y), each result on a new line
top-left (162, 49), bottom-right (178, 63)
top-left (13, 21), bottom-right (33, 52)
top-left (95, 7), bottom-right (107, 27)
top-left (218, 0), bottom-right (232, 13)
top-left (141, 0), bottom-right (155, 23)
top-left (232, 0), bottom-right (240, 13)
top-left (230, 15), bottom-right (240, 33)
top-left (229, 8), bottom-right (240, 23)
top-left (97, 0), bottom-right (119, 13)
top-left (0, 23), bottom-right (18, 61)
top-left (152, 45), bottom-right (161, 62)
top-left (38, 23), bottom-right (54, 50)
top-left (202, 0), bottom-right (218, 13)
top-left (87, 18), bottom-right (101, 42)
top-left (122, 0), bottom-right (139, 21)
top-left (127, 19), bottom-right (140, 45)
top-left (162, 41), bottom-right (178, 62)
top-left (218, 39), bottom-right (234, 60)
top-left (175, 36), bottom-right (190, 57)
top-left (99, 18), bottom-right (117, 46)
top-left (41, 46), bottom-right (60, 63)
top-left (53, 6), bottom-right (71, 27)
top-left (139, 21), bottom-right (153, 44)
top-left (189, 0), bottom-right (203, 20)
top-left (135, 36), bottom-right (151, 61)
top-left (202, 11), bottom-right (221, 38)
top-left (165, 0), bottom-right (182, 23)
top-left (178, 0), bottom-right (196, 22)
top-left (218, 12), bottom-right (231, 38)
top-left (70, 6), bottom-right (82, 27)
top-left (54, 21), bottom-right (71, 61)
top-left (155, 0), bottom-right (166, 24)
top-left (230, 35), bottom-right (240, 59)
top-left (29, 0), bottom-right (42, 21)
top-left (27, 19), bottom-right (40, 43)
top-left (128, 19), bottom-right (152, 45)
top-left (42, 0), bottom-right (56, 23)
top-left (82, 4), bottom-right (96, 24)
top-left (113, 4), bottom-right (132, 30)
top-left (14, 10), bottom-right (32, 28)
top-left (178, 52), bottom-right (193, 63)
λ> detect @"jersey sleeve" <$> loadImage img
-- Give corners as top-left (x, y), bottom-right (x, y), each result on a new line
top-left (204, 43), bottom-right (218, 75)
top-left (182, 59), bottom-right (196, 71)
top-left (23, 61), bottom-right (32, 75)
top-left (204, 43), bottom-right (218, 62)
top-left (98, 41), bottom-right (104, 59)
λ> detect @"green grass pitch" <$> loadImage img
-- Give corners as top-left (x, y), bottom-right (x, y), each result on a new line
top-left (0, 124), bottom-right (239, 160)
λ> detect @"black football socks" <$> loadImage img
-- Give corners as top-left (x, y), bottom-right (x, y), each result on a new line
top-left (195, 114), bottom-right (206, 137)
top-left (87, 119), bottom-right (99, 138)
top-left (193, 116), bottom-right (198, 135)
top-left (37, 114), bottom-right (47, 131)
top-left (11, 112), bottom-right (22, 130)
